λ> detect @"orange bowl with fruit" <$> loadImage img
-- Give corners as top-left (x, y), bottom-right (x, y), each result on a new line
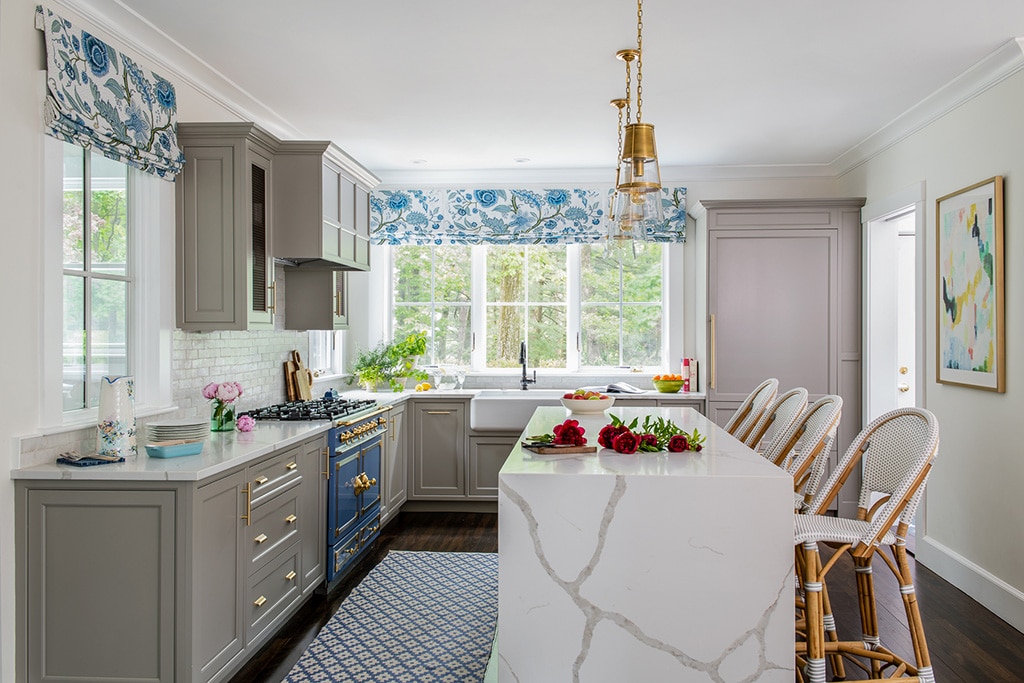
top-left (652, 373), bottom-right (686, 393)
top-left (560, 389), bottom-right (615, 414)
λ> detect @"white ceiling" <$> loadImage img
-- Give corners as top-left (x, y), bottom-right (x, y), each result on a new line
top-left (76, 0), bottom-right (1024, 183)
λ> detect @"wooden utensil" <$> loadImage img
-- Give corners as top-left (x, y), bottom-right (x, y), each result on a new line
top-left (292, 350), bottom-right (312, 400)
top-left (283, 360), bottom-right (298, 400)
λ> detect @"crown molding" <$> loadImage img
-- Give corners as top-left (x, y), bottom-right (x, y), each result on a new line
top-left (56, 0), bottom-right (304, 141)
top-left (833, 38), bottom-right (1024, 176)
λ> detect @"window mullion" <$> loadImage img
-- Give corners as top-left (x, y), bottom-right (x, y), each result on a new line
top-left (82, 151), bottom-right (93, 408)
top-left (566, 244), bottom-right (580, 371)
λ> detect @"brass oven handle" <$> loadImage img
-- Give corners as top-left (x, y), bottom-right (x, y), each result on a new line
top-left (322, 447), bottom-right (330, 480)
top-left (710, 313), bottom-right (717, 390)
top-left (241, 483), bottom-right (251, 526)
top-left (335, 405), bottom-right (391, 427)
top-left (285, 461), bottom-right (297, 471)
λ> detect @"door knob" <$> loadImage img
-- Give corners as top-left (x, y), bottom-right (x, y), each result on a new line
top-left (898, 383), bottom-right (910, 393)
top-left (899, 366), bottom-right (909, 375)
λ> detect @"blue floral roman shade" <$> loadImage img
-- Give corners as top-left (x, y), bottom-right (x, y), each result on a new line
top-left (35, 6), bottom-right (185, 180)
top-left (372, 187), bottom-right (686, 245)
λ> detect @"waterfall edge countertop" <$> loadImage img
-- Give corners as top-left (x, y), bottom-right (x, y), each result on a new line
top-left (11, 421), bottom-right (332, 482)
top-left (497, 405), bottom-right (795, 682)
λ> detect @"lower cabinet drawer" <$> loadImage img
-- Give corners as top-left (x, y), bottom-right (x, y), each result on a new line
top-left (246, 546), bottom-right (302, 645)
top-left (331, 528), bottom-right (361, 581)
top-left (248, 488), bottom-right (302, 573)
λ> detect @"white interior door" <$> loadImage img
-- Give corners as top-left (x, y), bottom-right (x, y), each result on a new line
top-left (896, 229), bottom-right (917, 408)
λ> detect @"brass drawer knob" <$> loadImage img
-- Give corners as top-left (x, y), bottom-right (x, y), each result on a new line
top-left (285, 570), bottom-right (297, 581)
top-left (285, 514), bottom-right (297, 524)
top-left (254, 475), bottom-right (269, 486)
top-left (254, 533), bottom-right (268, 544)
top-left (254, 595), bottom-right (267, 608)
top-left (285, 461), bottom-right (298, 470)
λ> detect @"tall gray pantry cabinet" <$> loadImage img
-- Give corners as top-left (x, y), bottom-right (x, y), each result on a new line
top-left (696, 198), bottom-right (864, 515)
top-left (15, 433), bottom-right (328, 683)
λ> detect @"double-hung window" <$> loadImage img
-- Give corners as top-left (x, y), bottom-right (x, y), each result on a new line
top-left (61, 143), bottom-right (131, 412)
top-left (392, 243), bottom-right (664, 370)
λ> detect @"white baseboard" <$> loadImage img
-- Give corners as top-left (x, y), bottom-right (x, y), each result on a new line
top-left (915, 534), bottom-right (1024, 634)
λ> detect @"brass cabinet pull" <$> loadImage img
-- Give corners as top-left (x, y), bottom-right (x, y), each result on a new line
top-left (285, 570), bottom-right (297, 581)
top-left (267, 281), bottom-right (277, 315)
top-left (254, 595), bottom-right (267, 608)
top-left (322, 447), bottom-right (330, 480)
top-left (335, 290), bottom-right (342, 318)
top-left (285, 461), bottom-right (298, 470)
top-left (285, 514), bottom-right (297, 524)
top-left (254, 533), bottom-right (268, 544)
top-left (254, 475), bottom-right (269, 486)
top-left (241, 483), bottom-right (251, 526)
top-left (426, 410), bottom-right (451, 415)
top-left (389, 417), bottom-right (395, 441)
top-left (709, 313), bottom-right (717, 390)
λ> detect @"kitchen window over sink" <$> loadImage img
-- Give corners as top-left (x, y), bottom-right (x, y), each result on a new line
top-left (391, 243), bottom-right (664, 370)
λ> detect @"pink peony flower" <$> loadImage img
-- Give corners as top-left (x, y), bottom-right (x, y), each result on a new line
top-left (215, 382), bottom-right (240, 403)
top-left (233, 381), bottom-right (244, 397)
top-left (202, 382), bottom-right (218, 400)
top-left (236, 414), bottom-right (256, 432)
top-left (552, 419), bottom-right (586, 446)
top-left (598, 424), bottom-right (630, 449)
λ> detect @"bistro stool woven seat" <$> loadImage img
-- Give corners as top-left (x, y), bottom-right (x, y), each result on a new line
top-left (723, 378), bottom-right (778, 444)
top-left (742, 386), bottom-right (808, 451)
top-left (794, 407), bottom-right (939, 683)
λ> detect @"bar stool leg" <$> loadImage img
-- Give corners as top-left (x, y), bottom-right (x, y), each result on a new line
top-left (894, 543), bottom-right (935, 683)
top-left (820, 578), bottom-right (846, 679)
top-left (801, 541), bottom-right (826, 683)
top-left (853, 558), bottom-right (882, 677)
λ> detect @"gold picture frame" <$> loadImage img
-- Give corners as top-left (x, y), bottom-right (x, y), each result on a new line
top-left (935, 176), bottom-right (1005, 391)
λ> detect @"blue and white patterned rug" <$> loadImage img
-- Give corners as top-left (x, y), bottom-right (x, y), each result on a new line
top-left (284, 551), bottom-right (498, 682)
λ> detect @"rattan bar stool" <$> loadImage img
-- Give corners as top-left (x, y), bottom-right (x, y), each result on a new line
top-left (794, 408), bottom-right (939, 683)
top-left (723, 378), bottom-right (778, 444)
top-left (762, 394), bottom-right (843, 511)
top-left (742, 386), bottom-right (808, 451)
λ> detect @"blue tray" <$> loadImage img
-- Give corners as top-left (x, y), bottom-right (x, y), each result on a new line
top-left (145, 440), bottom-right (205, 458)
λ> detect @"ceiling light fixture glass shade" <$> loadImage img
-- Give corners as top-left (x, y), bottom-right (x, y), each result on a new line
top-left (608, 0), bottom-right (662, 241)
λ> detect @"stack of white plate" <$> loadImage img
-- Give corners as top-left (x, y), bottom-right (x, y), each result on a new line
top-left (145, 418), bottom-right (210, 443)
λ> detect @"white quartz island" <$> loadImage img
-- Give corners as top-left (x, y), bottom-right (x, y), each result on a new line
top-left (497, 406), bottom-right (794, 682)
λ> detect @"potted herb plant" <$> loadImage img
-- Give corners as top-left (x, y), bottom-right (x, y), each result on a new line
top-left (349, 331), bottom-right (428, 392)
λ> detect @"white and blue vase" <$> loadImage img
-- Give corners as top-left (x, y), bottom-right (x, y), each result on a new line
top-left (97, 375), bottom-right (137, 459)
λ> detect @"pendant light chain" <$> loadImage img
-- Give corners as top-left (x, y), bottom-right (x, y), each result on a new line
top-left (624, 57), bottom-right (633, 126)
top-left (636, 0), bottom-right (644, 124)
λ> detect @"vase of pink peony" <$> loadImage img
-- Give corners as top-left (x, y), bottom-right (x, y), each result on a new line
top-left (203, 381), bottom-right (243, 432)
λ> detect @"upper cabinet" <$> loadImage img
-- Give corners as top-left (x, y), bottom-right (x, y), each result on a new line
top-left (273, 141), bottom-right (378, 272)
top-left (176, 122), bottom-right (278, 331)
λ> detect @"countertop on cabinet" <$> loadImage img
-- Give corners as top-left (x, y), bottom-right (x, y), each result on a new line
top-left (11, 421), bottom-right (331, 482)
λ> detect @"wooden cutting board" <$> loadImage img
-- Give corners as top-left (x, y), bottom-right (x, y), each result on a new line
top-left (292, 350), bottom-right (312, 400)
top-left (521, 443), bottom-right (597, 455)
top-left (284, 360), bottom-right (298, 401)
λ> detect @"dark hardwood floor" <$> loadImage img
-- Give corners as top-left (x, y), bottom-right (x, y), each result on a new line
top-left (228, 511), bottom-right (499, 683)
top-left (231, 512), bottom-right (1024, 682)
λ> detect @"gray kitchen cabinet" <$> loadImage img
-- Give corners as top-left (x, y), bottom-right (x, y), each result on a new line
top-left (697, 198), bottom-right (863, 514)
top-left (655, 397), bottom-right (705, 413)
top-left (298, 435), bottom-right (328, 594)
top-left (20, 488), bottom-right (178, 683)
top-left (409, 400), bottom-right (467, 499)
top-left (273, 140), bottom-right (378, 271)
top-left (176, 122), bottom-right (278, 331)
top-left (468, 435), bottom-right (518, 498)
top-left (383, 403), bottom-right (408, 521)
top-left (283, 269), bottom-right (349, 330)
top-left (15, 433), bottom-right (327, 683)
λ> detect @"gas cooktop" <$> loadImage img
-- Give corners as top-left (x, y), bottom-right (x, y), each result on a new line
top-left (243, 397), bottom-right (378, 422)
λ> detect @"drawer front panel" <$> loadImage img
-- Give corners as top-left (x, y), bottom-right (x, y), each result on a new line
top-left (248, 488), bottom-right (302, 572)
top-left (250, 447), bottom-right (303, 507)
top-left (247, 547), bottom-right (302, 645)
top-left (330, 527), bottom-right (362, 582)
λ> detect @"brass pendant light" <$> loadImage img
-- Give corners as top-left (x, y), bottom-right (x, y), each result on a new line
top-left (610, 0), bottom-right (663, 240)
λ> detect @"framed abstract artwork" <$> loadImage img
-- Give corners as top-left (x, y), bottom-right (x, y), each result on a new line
top-left (935, 176), bottom-right (1005, 391)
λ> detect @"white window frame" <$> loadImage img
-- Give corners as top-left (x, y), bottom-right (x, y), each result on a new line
top-left (391, 243), bottom-right (667, 373)
top-left (41, 137), bottom-right (173, 430)
top-left (308, 330), bottom-right (345, 380)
